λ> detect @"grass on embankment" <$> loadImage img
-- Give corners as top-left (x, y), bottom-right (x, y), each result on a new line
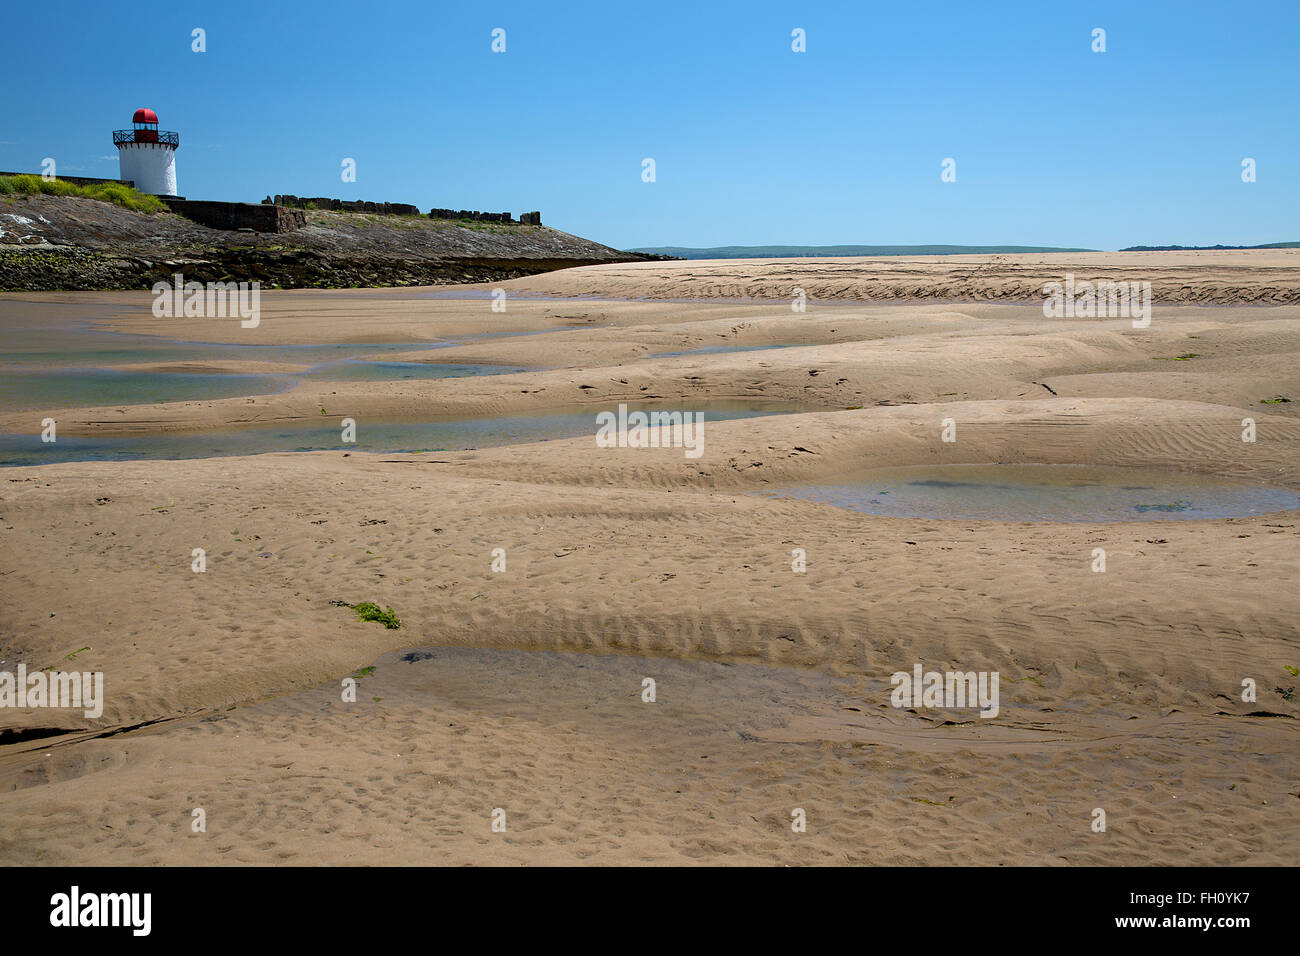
top-left (0, 174), bottom-right (166, 214)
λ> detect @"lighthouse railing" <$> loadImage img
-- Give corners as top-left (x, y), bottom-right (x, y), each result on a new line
top-left (113, 130), bottom-right (180, 147)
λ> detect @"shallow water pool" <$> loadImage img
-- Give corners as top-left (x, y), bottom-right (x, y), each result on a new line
top-left (299, 360), bottom-right (525, 382)
top-left (0, 401), bottom-right (801, 467)
top-left (760, 464), bottom-right (1300, 522)
top-left (0, 366), bottom-right (293, 412)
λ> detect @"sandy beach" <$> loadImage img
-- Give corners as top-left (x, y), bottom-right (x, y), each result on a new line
top-left (1, 252), bottom-right (1298, 865)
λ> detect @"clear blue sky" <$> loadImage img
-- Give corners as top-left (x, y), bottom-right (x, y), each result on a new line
top-left (5, 0), bottom-right (1297, 250)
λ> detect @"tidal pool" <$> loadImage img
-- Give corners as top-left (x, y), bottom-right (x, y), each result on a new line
top-left (0, 366), bottom-right (293, 412)
top-left (0, 355), bottom-right (520, 412)
top-left (299, 360), bottom-right (525, 382)
top-left (0, 298), bottom-right (538, 410)
top-left (0, 401), bottom-right (801, 467)
top-left (760, 464), bottom-right (1300, 522)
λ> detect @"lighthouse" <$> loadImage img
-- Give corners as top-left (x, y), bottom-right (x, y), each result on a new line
top-left (113, 108), bottom-right (179, 196)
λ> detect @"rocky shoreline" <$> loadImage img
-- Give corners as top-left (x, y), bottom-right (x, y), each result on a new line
top-left (0, 244), bottom-right (629, 291)
top-left (0, 194), bottom-right (640, 291)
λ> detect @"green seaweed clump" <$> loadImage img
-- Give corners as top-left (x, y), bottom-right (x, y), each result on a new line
top-left (1133, 500), bottom-right (1193, 513)
top-left (350, 602), bottom-right (402, 629)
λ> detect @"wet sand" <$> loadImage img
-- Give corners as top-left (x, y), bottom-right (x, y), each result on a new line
top-left (1, 252), bottom-right (1297, 865)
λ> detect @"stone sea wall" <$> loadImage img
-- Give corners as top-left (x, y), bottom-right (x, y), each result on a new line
top-left (268, 195), bottom-right (422, 216)
top-left (0, 245), bottom-right (613, 291)
top-left (162, 199), bottom-right (305, 233)
top-left (269, 195), bottom-right (541, 226)
top-left (0, 193), bottom-right (637, 292)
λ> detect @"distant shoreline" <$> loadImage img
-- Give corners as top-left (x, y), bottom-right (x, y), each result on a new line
top-left (631, 242), bottom-right (1300, 259)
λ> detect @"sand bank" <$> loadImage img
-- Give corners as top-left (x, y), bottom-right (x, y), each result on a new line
top-left (1, 253), bottom-right (1297, 865)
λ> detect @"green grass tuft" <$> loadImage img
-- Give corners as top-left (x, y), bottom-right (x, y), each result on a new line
top-left (0, 173), bottom-right (166, 214)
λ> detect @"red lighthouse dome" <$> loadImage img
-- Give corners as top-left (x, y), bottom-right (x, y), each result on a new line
top-left (132, 108), bottom-right (159, 125)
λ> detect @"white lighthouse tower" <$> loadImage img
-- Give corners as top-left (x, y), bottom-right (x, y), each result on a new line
top-left (113, 108), bottom-right (179, 196)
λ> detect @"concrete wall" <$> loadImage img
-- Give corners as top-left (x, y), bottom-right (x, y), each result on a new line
top-left (162, 199), bottom-right (305, 233)
top-left (266, 195), bottom-right (541, 226)
top-left (429, 208), bottom-right (521, 224)
top-left (268, 195), bottom-right (422, 216)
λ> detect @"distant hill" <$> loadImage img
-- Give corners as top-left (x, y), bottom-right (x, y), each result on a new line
top-left (1118, 242), bottom-right (1300, 252)
top-left (627, 244), bottom-right (1098, 259)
